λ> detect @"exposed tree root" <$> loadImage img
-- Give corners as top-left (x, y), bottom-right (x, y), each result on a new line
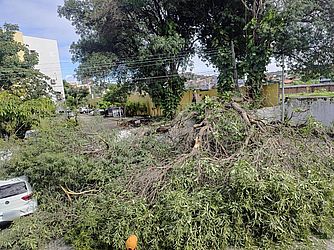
top-left (229, 102), bottom-right (266, 132)
top-left (128, 100), bottom-right (333, 203)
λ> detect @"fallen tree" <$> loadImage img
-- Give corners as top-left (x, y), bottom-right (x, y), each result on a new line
top-left (1, 98), bottom-right (334, 250)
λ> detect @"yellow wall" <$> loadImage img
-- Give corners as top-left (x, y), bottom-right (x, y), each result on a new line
top-left (13, 32), bottom-right (25, 61)
top-left (262, 83), bottom-right (279, 107)
top-left (128, 93), bottom-right (162, 116)
top-left (129, 89), bottom-right (218, 117)
top-left (179, 89), bottom-right (218, 111)
top-left (128, 83), bottom-right (279, 117)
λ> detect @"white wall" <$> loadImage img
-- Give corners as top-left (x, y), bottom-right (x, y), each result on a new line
top-left (23, 35), bottom-right (65, 100)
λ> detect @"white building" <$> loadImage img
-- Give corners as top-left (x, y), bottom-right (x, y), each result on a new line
top-left (20, 34), bottom-right (65, 100)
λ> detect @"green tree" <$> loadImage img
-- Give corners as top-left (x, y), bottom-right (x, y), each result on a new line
top-left (0, 91), bottom-right (55, 138)
top-left (64, 80), bottom-right (90, 110)
top-left (59, 0), bottom-right (334, 104)
top-left (0, 23), bottom-right (51, 99)
top-left (0, 23), bottom-right (55, 138)
top-left (103, 84), bottom-right (128, 105)
top-left (193, 0), bottom-right (283, 98)
top-left (58, 0), bottom-right (197, 118)
top-left (274, 0), bottom-right (334, 79)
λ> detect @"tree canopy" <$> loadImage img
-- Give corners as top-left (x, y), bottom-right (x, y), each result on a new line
top-left (0, 23), bottom-right (56, 138)
top-left (64, 80), bottom-right (90, 109)
top-left (0, 91), bottom-right (55, 138)
top-left (275, 0), bottom-right (334, 79)
top-left (59, 0), bottom-right (199, 117)
top-left (58, 0), bottom-right (334, 111)
top-left (0, 23), bottom-right (51, 99)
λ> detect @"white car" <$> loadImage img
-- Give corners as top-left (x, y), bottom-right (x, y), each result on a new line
top-left (0, 176), bottom-right (37, 224)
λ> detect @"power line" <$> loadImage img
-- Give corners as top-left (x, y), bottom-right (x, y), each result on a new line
top-left (0, 69), bottom-right (218, 82)
top-left (0, 50), bottom-right (219, 78)
top-left (19, 48), bottom-right (222, 67)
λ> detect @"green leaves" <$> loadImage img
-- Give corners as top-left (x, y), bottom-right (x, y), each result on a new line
top-left (59, 0), bottom-right (197, 118)
top-left (1, 105), bottom-right (334, 249)
top-left (274, 0), bottom-right (334, 78)
top-left (103, 84), bottom-right (128, 105)
top-left (0, 24), bottom-right (50, 98)
top-left (0, 91), bottom-right (55, 138)
top-left (64, 80), bottom-right (90, 109)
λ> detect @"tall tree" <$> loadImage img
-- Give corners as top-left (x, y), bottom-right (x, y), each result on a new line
top-left (274, 0), bottom-right (334, 79)
top-left (59, 0), bottom-right (198, 117)
top-left (0, 23), bottom-right (51, 99)
top-left (194, 0), bottom-right (283, 98)
top-left (59, 0), bottom-right (334, 105)
top-left (64, 80), bottom-right (90, 109)
top-left (195, 0), bottom-right (334, 98)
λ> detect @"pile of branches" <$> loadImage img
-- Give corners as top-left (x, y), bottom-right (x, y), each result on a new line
top-left (2, 99), bottom-right (334, 250)
top-left (130, 98), bottom-right (334, 202)
top-left (121, 99), bottom-right (334, 249)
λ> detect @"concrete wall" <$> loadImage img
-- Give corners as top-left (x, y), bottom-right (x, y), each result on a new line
top-left (253, 97), bottom-right (334, 127)
top-left (22, 35), bottom-right (65, 100)
top-left (286, 97), bottom-right (334, 126)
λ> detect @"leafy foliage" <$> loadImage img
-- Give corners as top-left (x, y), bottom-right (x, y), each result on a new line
top-left (64, 80), bottom-right (90, 109)
top-left (59, 0), bottom-right (334, 107)
top-left (58, 0), bottom-right (197, 117)
top-left (0, 23), bottom-right (50, 99)
top-left (0, 91), bottom-right (55, 138)
top-left (125, 101), bottom-right (147, 117)
top-left (275, 0), bottom-right (334, 79)
top-left (103, 84), bottom-right (128, 105)
top-left (1, 99), bottom-right (334, 249)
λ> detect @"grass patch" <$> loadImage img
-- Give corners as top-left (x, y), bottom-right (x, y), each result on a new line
top-left (286, 91), bottom-right (334, 98)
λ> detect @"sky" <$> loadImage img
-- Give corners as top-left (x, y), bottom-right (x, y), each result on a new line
top-left (0, 0), bottom-right (78, 81)
top-left (0, 0), bottom-right (281, 81)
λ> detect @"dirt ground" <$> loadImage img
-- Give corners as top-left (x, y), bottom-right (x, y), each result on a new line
top-left (77, 114), bottom-right (126, 132)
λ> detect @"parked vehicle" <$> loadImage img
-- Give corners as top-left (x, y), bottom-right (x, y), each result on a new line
top-left (320, 78), bottom-right (332, 83)
top-left (66, 109), bottom-right (75, 118)
top-left (79, 107), bottom-right (90, 114)
top-left (104, 106), bottom-right (124, 117)
top-left (24, 130), bottom-right (38, 139)
top-left (89, 109), bottom-right (105, 116)
top-left (0, 176), bottom-right (37, 225)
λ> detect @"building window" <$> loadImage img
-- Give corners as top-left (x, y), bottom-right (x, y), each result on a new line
top-left (51, 79), bottom-right (56, 85)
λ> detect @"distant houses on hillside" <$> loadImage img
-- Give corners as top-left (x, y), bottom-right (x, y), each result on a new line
top-left (266, 71), bottom-right (333, 85)
top-left (184, 73), bottom-right (218, 90)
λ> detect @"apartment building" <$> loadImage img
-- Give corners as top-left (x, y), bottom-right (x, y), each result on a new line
top-left (14, 32), bottom-right (65, 101)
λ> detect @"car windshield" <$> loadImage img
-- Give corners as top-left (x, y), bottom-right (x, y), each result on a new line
top-left (0, 182), bottom-right (27, 199)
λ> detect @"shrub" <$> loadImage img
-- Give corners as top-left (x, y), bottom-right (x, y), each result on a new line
top-left (1, 100), bottom-right (334, 249)
top-left (125, 102), bottom-right (148, 116)
top-left (0, 91), bottom-right (55, 138)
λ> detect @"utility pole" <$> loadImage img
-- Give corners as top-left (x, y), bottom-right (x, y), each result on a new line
top-left (281, 55), bottom-right (285, 123)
